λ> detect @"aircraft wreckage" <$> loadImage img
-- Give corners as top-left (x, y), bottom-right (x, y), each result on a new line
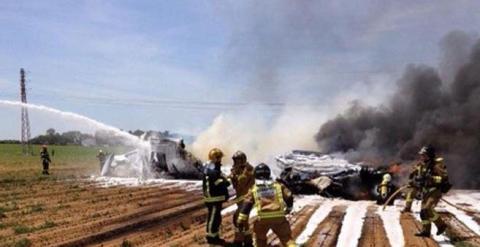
top-left (100, 131), bottom-right (203, 179)
top-left (275, 150), bottom-right (400, 202)
top-left (100, 139), bottom-right (399, 202)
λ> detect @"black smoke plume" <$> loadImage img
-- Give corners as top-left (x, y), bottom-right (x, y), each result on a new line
top-left (316, 32), bottom-right (480, 188)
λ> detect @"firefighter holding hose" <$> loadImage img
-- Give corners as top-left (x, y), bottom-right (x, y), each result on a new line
top-left (229, 151), bottom-right (255, 247)
top-left (413, 145), bottom-right (450, 237)
top-left (237, 163), bottom-right (296, 247)
top-left (202, 148), bottom-right (230, 245)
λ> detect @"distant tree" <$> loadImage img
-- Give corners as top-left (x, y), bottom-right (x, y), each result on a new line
top-left (46, 128), bottom-right (56, 136)
top-left (132, 130), bottom-right (145, 137)
top-left (0, 140), bottom-right (21, 144)
top-left (30, 129), bottom-right (94, 146)
top-left (62, 131), bottom-right (83, 145)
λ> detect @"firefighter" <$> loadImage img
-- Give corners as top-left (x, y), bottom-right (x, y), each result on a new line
top-left (203, 148), bottom-right (230, 245)
top-left (229, 151), bottom-right (255, 247)
top-left (40, 145), bottom-right (51, 175)
top-left (377, 172), bottom-right (394, 205)
top-left (414, 145), bottom-right (450, 237)
top-left (96, 150), bottom-right (107, 171)
top-left (237, 163), bottom-right (296, 247)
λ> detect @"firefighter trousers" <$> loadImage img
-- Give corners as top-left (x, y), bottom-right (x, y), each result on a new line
top-left (404, 186), bottom-right (418, 210)
top-left (233, 203), bottom-right (253, 245)
top-left (42, 161), bottom-right (50, 174)
top-left (206, 202), bottom-right (223, 240)
top-left (420, 188), bottom-right (446, 232)
top-left (253, 217), bottom-right (295, 247)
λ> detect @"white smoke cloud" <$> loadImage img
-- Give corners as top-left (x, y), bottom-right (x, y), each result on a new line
top-left (191, 106), bottom-right (327, 165)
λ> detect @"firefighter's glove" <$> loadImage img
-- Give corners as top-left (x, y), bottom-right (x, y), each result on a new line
top-left (237, 220), bottom-right (247, 232)
top-left (408, 180), bottom-right (415, 187)
top-left (424, 174), bottom-right (434, 187)
top-left (285, 207), bottom-right (293, 214)
top-left (237, 213), bottom-right (248, 231)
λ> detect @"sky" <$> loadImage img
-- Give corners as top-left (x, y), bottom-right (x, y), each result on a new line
top-left (0, 0), bottom-right (479, 140)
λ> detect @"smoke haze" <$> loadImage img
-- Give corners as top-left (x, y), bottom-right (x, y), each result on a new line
top-left (191, 106), bottom-right (326, 165)
top-left (316, 31), bottom-right (480, 188)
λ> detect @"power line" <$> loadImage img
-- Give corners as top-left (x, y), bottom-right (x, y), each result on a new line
top-left (20, 68), bottom-right (33, 155)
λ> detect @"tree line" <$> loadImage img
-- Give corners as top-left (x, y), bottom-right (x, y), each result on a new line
top-left (0, 129), bottom-right (150, 146)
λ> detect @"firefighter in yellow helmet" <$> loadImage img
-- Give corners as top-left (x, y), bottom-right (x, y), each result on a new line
top-left (237, 163), bottom-right (296, 247)
top-left (414, 145), bottom-right (451, 237)
top-left (230, 151), bottom-right (255, 247)
top-left (377, 172), bottom-right (393, 205)
top-left (202, 148), bottom-right (230, 245)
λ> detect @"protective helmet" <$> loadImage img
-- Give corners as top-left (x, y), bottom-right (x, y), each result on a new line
top-left (254, 163), bottom-right (271, 180)
top-left (99, 149), bottom-right (103, 153)
top-left (42, 145), bottom-right (47, 149)
top-left (383, 173), bottom-right (392, 183)
top-left (208, 148), bottom-right (224, 161)
top-left (418, 145), bottom-right (435, 159)
top-left (232, 151), bottom-right (247, 162)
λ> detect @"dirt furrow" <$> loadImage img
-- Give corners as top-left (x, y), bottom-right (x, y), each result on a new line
top-left (0, 180), bottom-right (114, 204)
top-left (358, 206), bottom-right (391, 247)
top-left (268, 205), bottom-right (318, 246)
top-left (439, 212), bottom-right (480, 246)
top-left (96, 207), bottom-right (213, 247)
top-left (399, 213), bottom-right (439, 247)
top-left (143, 202), bottom-right (237, 247)
top-left (4, 185), bottom-right (186, 227)
top-left (27, 192), bottom-right (203, 246)
top-left (304, 205), bottom-right (347, 247)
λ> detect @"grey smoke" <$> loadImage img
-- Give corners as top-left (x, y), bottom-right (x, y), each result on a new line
top-left (316, 31), bottom-right (480, 188)
top-left (439, 30), bottom-right (477, 84)
top-left (218, 0), bottom-right (382, 102)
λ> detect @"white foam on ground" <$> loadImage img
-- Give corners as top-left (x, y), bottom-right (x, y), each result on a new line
top-left (443, 192), bottom-right (480, 235)
top-left (295, 198), bottom-right (341, 245)
top-left (90, 176), bottom-right (202, 191)
top-left (377, 205), bottom-right (404, 247)
top-left (222, 204), bottom-right (238, 216)
top-left (446, 191), bottom-right (480, 208)
top-left (336, 201), bottom-right (371, 247)
top-left (292, 195), bottom-right (324, 212)
top-left (411, 201), bottom-right (454, 247)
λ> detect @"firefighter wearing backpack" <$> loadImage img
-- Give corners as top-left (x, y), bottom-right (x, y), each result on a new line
top-left (414, 145), bottom-right (451, 237)
top-left (202, 148), bottom-right (230, 245)
top-left (237, 163), bottom-right (296, 247)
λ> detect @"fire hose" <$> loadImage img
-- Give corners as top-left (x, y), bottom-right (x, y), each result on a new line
top-left (382, 185), bottom-right (409, 210)
top-left (382, 185), bottom-right (479, 214)
top-left (440, 198), bottom-right (478, 214)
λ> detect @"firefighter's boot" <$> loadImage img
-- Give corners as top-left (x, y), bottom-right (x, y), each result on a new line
top-left (244, 236), bottom-right (253, 247)
top-left (206, 236), bottom-right (226, 246)
top-left (415, 224), bottom-right (431, 237)
top-left (434, 218), bottom-right (447, 235)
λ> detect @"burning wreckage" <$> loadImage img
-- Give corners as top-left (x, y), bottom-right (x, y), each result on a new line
top-left (100, 131), bottom-right (203, 179)
top-left (275, 150), bottom-right (400, 203)
top-left (100, 136), bottom-right (399, 203)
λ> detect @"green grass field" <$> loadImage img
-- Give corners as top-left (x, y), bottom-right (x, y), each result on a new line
top-left (0, 144), bottom-right (126, 180)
